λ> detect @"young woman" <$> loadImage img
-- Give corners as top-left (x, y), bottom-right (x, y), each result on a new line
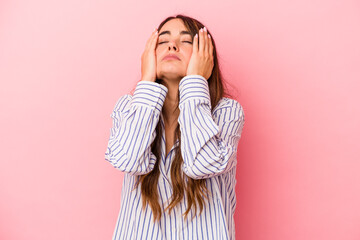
top-left (105, 14), bottom-right (245, 240)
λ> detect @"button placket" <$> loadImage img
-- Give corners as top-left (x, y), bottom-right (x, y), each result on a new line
top-left (174, 205), bottom-right (181, 238)
top-left (159, 113), bottom-right (180, 181)
top-left (159, 114), bottom-right (171, 185)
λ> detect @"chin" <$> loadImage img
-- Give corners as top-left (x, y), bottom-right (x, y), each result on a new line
top-left (157, 68), bottom-right (185, 81)
top-left (158, 72), bottom-right (184, 81)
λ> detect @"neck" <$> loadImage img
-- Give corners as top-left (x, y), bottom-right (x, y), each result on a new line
top-left (161, 76), bottom-right (181, 127)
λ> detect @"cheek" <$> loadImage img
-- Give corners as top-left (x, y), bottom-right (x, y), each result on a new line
top-left (184, 49), bottom-right (193, 64)
top-left (155, 50), bottom-right (161, 63)
top-left (155, 47), bottom-right (165, 61)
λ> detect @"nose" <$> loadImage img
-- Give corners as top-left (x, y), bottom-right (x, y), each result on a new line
top-left (168, 41), bottom-right (178, 51)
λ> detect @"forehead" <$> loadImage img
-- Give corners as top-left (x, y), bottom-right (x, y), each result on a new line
top-left (159, 19), bottom-right (190, 36)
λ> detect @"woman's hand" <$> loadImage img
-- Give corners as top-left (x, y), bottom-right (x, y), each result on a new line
top-left (186, 27), bottom-right (214, 80)
top-left (140, 29), bottom-right (159, 82)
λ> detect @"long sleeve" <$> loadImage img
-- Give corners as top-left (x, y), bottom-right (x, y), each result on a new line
top-left (178, 75), bottom-right (245, 179)
top-left (105, 80), bottom-right (168, 176)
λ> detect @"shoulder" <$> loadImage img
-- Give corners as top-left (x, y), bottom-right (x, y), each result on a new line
top-left (213, 97), bottom-right (243, 111)
top-left (115, 94), bottom-right (132, 108)
top-left (212, 97), bottom-right (245, 122)
top-left (111, 94), bottom-right (133, 116)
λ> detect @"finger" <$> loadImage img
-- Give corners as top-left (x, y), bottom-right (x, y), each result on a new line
top-left (203, 27), bottom-right (209, 55)
top-left (150, 29), bottom-right (159, 49)
top-left (146, 28), bottom-right (157, 49)
top-left (145, 31), bottom-right (153, 48)
top-left (199, 28), bottom-right (205, 53)
top-left (208, 33), bottom-right (213, 57)
top-left (150, 30), bottom-right (158, 50)
top-left (193, 32), bottom-right (198, 53)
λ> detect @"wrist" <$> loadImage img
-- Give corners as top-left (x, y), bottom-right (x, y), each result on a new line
top-left (140, 77), bottom-right (156, 82)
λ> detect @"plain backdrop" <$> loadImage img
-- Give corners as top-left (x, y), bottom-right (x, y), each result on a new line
top-left (1, 0), bottom-right (359, 239)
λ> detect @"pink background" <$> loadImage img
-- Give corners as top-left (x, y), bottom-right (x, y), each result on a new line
top-left (1, 0), bottom-right (359, 239)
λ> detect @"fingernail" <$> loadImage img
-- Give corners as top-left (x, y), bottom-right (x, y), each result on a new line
top-left (200, 28), bottom-right (203, 32)
top-left (208, 34), bottom-right (211, 38)
top-left (204, 27), bottom-right (207, 32)
top-left (195, 33), bottom-right (198, 38)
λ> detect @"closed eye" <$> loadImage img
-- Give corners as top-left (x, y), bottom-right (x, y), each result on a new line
top-left (158, 41), bottom-right (192, 44)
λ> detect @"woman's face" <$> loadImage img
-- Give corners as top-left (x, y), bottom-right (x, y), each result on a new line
top-left (156, 19), bottom-right (194, 81)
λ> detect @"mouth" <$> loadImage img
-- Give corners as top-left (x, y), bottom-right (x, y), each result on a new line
top-left (162, 54), bottom-right (181, 61)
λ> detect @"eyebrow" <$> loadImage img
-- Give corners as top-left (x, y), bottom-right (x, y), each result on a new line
top-left (158, 30), bottom-right (192, 37)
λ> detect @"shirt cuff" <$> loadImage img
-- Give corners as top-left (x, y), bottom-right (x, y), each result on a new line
top-left (179, 75), bottom-right (211, 106)
top-left (131, 81), bottom-right (168, 113)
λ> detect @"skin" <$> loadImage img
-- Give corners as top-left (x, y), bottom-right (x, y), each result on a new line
top-left (140, 18), bottom-right (214, 156)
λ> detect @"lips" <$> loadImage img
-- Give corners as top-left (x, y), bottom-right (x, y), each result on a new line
top-left (162, 54), bottom-right (180, 61)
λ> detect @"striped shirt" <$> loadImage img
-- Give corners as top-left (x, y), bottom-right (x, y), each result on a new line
top-left (105, 75), bottom-right (245, 240)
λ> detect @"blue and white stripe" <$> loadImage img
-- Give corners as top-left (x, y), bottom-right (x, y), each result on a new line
top-left (105, 75), bottom-right (245, 240)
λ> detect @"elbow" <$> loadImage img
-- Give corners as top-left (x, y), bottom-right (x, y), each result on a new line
top-left (182, 162), bottom-right (227, 180)
top-left (105, 146), bottom-right (155, 175)
top-left (182, 152), bottom-right (235, 179)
